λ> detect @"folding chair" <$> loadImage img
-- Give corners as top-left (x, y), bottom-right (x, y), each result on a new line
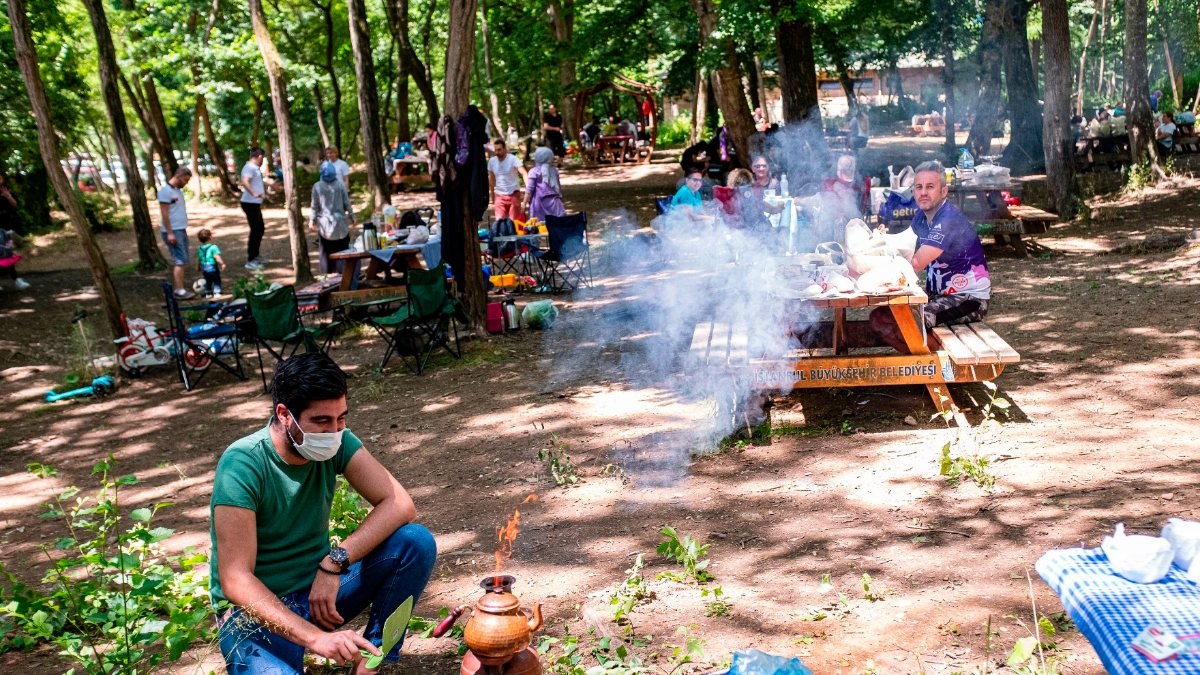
top-left (245, 285), bottom-right (343, 391)
top-left (365, 262), bottom-right (462, 373)
top-left (535, 212), bottom-right (593, 292)
top-left (161, 281), bottom-right (246, 391)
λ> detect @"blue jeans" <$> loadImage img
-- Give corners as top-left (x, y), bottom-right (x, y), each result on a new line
top-left (217, 523), bottom-right (437, 674)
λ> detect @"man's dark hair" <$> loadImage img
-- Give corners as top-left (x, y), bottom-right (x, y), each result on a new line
top-left (493, 138), bottom-right (506, 148)
top-left (270, 353), bottom-right (348, 415)
top-left (249, 147), bottom-right (265, 158)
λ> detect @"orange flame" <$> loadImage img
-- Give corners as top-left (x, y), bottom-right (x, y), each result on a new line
top-left (494, 494), bottom-right (538, 573)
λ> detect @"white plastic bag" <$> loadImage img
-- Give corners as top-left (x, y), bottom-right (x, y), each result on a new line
top-left (855, 256), bottom-right (919, 294)
top-left (407, 225), bottom-right (430, 244)
top-left (1102, 523), bottom-right (1174, 584)
top-left (845, 219), bottom-right (917, 274)
top-left (1162, 518), bottom-right (1200, 571)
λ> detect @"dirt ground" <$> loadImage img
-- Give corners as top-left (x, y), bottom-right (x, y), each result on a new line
top-left (2, 138), bottom-right (1200, 674)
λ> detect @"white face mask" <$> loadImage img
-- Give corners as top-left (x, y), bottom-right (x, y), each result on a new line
top-left (283, 408), bottom-right (342, 462)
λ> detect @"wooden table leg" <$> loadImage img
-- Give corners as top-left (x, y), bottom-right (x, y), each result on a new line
top-left (889, 304), bottom-right (960, 419)
top-left (833, 308), bottom-right (846, 355)
top-left (340, 259), bottom-right (360, 291)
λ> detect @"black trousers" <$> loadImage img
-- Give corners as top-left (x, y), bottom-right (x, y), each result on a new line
top-left (318, 236), bottom-right (351, 275)
top-left (241, 202), bottom-right (265, 261)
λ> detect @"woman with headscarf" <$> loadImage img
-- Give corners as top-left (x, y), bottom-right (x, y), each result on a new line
top-left (523, 147), bottom-right (566, 221)
top-left (309, 162), bottom-right (356, 274)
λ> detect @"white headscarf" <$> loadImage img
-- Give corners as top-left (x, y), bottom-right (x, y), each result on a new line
top-left (533, 146), bottom-right (560, 192)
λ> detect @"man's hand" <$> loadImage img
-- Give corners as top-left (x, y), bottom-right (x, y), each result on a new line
top-left (308, 629), bottom-right (379, 665)
top-left (309, 567), bottom-right (344, 629)
top-left (167, 232), bottom-right (177, 246)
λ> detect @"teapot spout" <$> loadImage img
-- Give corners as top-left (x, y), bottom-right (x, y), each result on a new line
top-left (521, 603), bottom-right (543, 633)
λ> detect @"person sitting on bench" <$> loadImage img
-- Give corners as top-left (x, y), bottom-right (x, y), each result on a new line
top-left (869, 160), bottom-right (990, 353)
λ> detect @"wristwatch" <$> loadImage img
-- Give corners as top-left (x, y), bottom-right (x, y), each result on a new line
top-left (329, 546), bottom-right (350, 573)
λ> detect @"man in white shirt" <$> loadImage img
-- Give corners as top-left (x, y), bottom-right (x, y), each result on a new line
top-left (157, 167), bottom-right (195, 298)
top-left (322, 147), bottom-right (352, 192)
top-left (240, 148), bottom-right (268, 270)
top-left (1156, 112), bottom-right (1177, 155)
top-left (487, 139), bottom-right (527, 221)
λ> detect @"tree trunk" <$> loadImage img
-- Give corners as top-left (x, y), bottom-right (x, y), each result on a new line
top-left (773, 7), bottom-right (821, 126)
top-left (190, 104), bottom-right (203, 201)
top-left (251, 96), bottom-right (264, 147)
top-left (347, 0), bottom-right (390, 210)
top-left (1076, 1), bottom-right (1098, 114)
top-left (548, 0), bottom-right (575, 139)
top-left (692, 68), bottom-right (707, 143)
top-left (313, 84), bottom-right (332, 149)
top-left (143, 75), bottom-right (178, 176)
top-left (479, 0), bottom-right (504, 136)
top-left (743, 51), bottom-right (761, 111)
top-left (835, 61), bottom-right (858, 109)
top-left (200, 100), bottom-right (238, 197)
top-left (443, 0), bottom-right (487, 332)
top-left (81, 0), bottom-right (164, 272)
top-left (389, 0), bottom-right (440, 126)
top-left (119, 70), bottom-right (171, 179)
top-left (754, 54), bottom-right (769, 122)
top-left (966, 0), bottom-right (1004, 159)
top-left (1029, 37), bottom-right (1040, 85)
top-left (249, 0), bottom-right (312, 283)
top-left (940, 0), bottom-right (957, 158)
top-left (1096, 0), bottom-right (1108, 93)
top-left (1041, 0), bottom-right (1075, 218)
top-left (1123, 0), bottom-right (1156, 167)
top-left (689, 0), bottom-right (755, 165)
top-left (383, 0), bottom-right (412, 140)
top-left (1161, 40), bottom-right (1179, 108)
top-left (8, 0), bottom-right (124, 339)
top-left (999, 0), bottom-right (1043, 173)
top-left (311, 0), bottom-right (344, 151)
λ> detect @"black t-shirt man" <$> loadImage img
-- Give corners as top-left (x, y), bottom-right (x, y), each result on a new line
top-left (543, 110), bottom-right (566, 157)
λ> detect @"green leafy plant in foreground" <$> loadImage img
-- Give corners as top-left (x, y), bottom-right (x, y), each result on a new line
top-left (609, 554), bottom-right (653, 627)
top-left (538, 435), bottom-right (580, 487)
top-left (656, 526), bottom-right (711, 584)
top-left (329, 476), bottom-right (369, 544)
top-left (0, 456), bottom-right (216, 674)
top-left (539, 633), bottom-right (650, 674)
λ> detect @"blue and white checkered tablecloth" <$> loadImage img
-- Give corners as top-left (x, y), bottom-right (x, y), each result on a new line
top-left (1037, 547), bottom-right (1200, 674)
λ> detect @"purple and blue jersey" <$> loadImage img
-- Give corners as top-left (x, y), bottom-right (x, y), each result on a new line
top-left (912, 200), bottom-right (991, 299)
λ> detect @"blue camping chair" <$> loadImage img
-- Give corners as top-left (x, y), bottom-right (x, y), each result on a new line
top-left (535, 212), bottom-right (593, 292)
top-left (161, 282), bottom-right (246, 391)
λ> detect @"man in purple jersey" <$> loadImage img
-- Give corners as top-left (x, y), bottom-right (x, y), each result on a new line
top-left (869, 160), bottom-right (991, 353)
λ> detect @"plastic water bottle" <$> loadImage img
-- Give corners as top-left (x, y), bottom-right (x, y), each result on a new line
top-left (957, 147), bottom-right (975, 171)
top-left (780, 173), bottom-right (790, 198)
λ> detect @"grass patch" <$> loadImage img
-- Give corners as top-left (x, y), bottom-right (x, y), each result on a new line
top-left (110, 261), bottom-right (140, 275)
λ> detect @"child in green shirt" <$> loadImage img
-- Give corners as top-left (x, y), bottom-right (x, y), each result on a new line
top-left (196, 229), bottom-right (227, 296)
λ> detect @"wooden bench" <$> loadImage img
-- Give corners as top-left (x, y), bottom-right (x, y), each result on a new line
top-left (688, 315), bottom-right (1019, 423)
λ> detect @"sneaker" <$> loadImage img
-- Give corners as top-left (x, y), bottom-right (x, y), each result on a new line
top-left (213, 286), bottom-right (223, 296)
top-left (14, 278), bottom-right (30, 290)
top-left (244, 259), bottom-right (264, 270)
top-left (174, 288), bottom-right (196, 299)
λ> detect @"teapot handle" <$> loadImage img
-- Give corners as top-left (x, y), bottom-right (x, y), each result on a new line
top-left (431, 605), bottom-right (469, 638)
top-left (519, 603), bottom-right (543, 633)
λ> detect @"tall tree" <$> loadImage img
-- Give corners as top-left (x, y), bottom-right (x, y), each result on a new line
top-left (1041, 0), bottom-right (1075, 218)
top-left (310, 0), bottom-right (344, 151)
top-left (390, 0), bottom-right (440, 126)
top-left (772, 0), bottom-right (821, 125)
top-left (7, 0), bottom-right (124, 340)
top-left (1122, 0), bottom-right (1156, 166)
top-left (443, 0), bottom-right (487, 331)
top-left (478, 0), bottom-right (504, 135)
top-left (141, 74), bottom-right (179, 176)
top-left (966, 0), bottom-right (1005, 159)
top-left (80, 0), bottom-right (164, 272)
top-left (347, 0), bottom-right (389, 209)
top-left (689, 0), bottom-right (756, 165)
top-left (1076, 0), bottom-right (1099, 114)
top-left (998, 0), bottom-right (1043, 173)
top-left (547, 0), bottom-right (575, 138)
top-left (248, 0), bottom-right (312, 283)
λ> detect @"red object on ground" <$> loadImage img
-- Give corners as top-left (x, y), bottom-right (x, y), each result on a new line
top-left (486, 303), bottom-right (504, 334)
top-left (1002, 191), bottom-right (1022, 206)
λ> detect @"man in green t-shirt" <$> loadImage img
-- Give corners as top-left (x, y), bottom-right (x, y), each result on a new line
top-left (211, 353), bottom-right (436, 673)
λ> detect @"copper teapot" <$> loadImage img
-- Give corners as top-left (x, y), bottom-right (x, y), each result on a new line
top-left (434, 575), bottom-right (544, 667)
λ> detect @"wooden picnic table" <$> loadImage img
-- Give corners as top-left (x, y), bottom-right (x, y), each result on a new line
top-left (594, 135), bottom-right (635, 164)
top-left (690, 284), bottom-right (1020, 417)
top-left (389, 156), bottom-right (432, 191)
top-left (327, 243), bottom-right (436, 307)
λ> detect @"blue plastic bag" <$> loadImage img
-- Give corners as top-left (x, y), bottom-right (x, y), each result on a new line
top-left (726, 649), bottom-right (813, 675)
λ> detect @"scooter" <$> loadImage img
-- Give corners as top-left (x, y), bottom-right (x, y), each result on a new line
top-left (45, 375), bottom-right (116, 402)
top-left (44, 311), bottom-right (119, 402)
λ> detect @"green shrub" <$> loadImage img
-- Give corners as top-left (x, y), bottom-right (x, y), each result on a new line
top-left (655, 116), bottom-right (697, 148)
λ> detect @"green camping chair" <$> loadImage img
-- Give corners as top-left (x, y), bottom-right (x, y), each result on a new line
top-left (366, 262), bottom-right (461, 373)
top-left (246, 285), bottom-right (343, 391)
